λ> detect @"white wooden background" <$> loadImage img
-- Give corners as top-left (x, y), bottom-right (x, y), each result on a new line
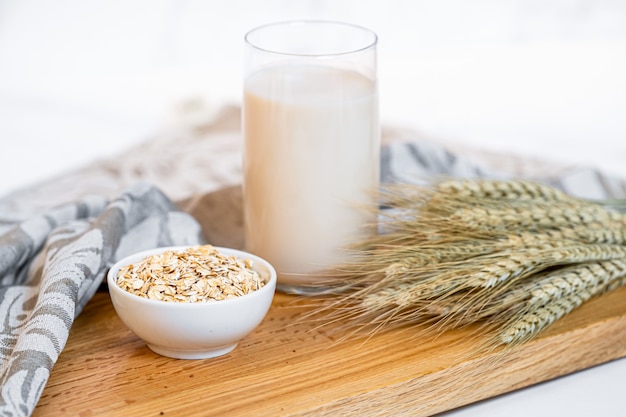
top-left (0, 1), bottom-right (625, 416)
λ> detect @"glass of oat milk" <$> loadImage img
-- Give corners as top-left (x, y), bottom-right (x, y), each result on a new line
top-left (243, 21), bottom-right (380, 294)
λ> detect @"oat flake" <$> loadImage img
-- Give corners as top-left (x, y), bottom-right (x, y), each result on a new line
top-left (115, 245), bottom-right (264, 302)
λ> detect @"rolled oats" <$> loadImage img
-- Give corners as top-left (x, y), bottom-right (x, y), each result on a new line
top-left (115, 245), bottom-right (264, 302)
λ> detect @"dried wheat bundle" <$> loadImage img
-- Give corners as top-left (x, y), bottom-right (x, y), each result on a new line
top-left (313, 178), bottom-right (626, 348)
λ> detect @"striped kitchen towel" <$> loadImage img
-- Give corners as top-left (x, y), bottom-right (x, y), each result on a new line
top-left (0, 183), bottom-right (205, 416)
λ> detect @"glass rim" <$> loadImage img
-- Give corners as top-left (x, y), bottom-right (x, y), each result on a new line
top-left (244, 20), bottom-right (378, 57)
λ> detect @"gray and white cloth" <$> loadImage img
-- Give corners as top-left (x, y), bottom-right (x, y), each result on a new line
top-left (0, 183), bottom-right (205, 416)
top-left (381, 140), bottom-right (626, 201)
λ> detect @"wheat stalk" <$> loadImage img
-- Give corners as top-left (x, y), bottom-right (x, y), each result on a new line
top-left (344, 257), bottom-right (626, 340)
top-left (435, 179), bottom-right (578, 202)
top-left (310, 178), bottom-right (626, 349)
top-left (367, 181), bottom-right (625, 242)
top-left (450, 203), bottom-right (622, 231)
top-left (521, 258), bottom-right (626, 308)
top-left (499, 272), bottom-right (626, 345)
top-left (467, 243), bottom-right (626, 288)
top-left (355, 243), bottom-right (626, 291)
top-left (498, 290), bottom-right (591, 345)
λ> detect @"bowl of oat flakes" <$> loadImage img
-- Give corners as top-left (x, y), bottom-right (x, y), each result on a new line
top-left (107, 245), bottom-right (276, 359)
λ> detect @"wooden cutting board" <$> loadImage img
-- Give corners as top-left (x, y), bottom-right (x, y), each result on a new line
top-left (33, 283), bottom-right (626, 416)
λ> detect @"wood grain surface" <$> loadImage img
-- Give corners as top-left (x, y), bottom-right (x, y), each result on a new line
top-left (33, 283), bottom-right (626, 417)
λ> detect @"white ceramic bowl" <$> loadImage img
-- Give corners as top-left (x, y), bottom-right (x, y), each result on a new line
top-left (107, 245), bottom-right (276, 359)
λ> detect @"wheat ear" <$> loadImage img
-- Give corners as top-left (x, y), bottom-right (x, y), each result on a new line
top-left (499, 272), bottom-right (626, 345)
top-left (435, 179), bottom-right (578, 202)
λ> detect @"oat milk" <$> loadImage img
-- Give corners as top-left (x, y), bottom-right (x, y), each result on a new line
top-left (243, 64), bottom-right (380, 288)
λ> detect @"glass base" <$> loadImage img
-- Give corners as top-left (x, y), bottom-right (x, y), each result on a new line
top-left (276, 283), bottom-right (344, 296)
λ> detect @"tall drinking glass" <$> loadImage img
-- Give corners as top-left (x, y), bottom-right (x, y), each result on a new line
top-left (243, 20), bottom-right (380, 294)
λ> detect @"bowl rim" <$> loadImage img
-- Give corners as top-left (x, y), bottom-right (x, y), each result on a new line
top-left (107, 245), bottom-right (277, 308)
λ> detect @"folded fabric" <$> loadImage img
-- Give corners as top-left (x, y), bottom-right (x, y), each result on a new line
top-left (0, 183), bottom-right (205, 416)
top-left (382, 140), bottom-right (626, 200)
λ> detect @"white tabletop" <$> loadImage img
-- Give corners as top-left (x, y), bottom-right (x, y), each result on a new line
top-left (1, 1), bottom-right (625, 415)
